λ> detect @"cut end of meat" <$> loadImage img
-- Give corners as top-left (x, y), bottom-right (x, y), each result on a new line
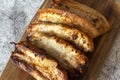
top-left (28, 32), bottom-right (88, 74)
top-left (11, 41), bottom-right (68, 80)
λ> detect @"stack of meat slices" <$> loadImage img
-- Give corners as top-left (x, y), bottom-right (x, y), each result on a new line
top-left (11, 0), bottom-right (110, 80)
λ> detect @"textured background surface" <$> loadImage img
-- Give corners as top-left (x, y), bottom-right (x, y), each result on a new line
top-left (0, 0), bottom-right (120, 80)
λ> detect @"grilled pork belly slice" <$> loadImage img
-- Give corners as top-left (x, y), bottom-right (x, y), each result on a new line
top-left (11, 55), bottom-right (48, 80)
top-left (27, 22), bottom-right (94, 52)
top-left (37, 8), bottom-right (99, 38)
top-left (52, 0), bottom-right (110, 38)
top-left (11, 41), bottom-right (68, 80)
top-left (28, 32), bottom-right (88, 74)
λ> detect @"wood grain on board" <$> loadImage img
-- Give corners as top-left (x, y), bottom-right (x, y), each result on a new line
top-left (0, 0), bottom-right (120, 80)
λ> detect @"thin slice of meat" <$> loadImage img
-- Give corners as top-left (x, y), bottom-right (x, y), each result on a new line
top-left (28, 32), bottom-right (88, 74)
top-left (52, 0), bottom-right (110, 38)
top-left (11, 41), bottom-right (68, 80)
top-left (27, 22), bottom-right (94, 52)
top-left (37, 8), bottom-right (99, 38)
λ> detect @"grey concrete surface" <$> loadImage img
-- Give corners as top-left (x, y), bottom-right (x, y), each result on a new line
top-left (0, 0), bottom-right (120, 80)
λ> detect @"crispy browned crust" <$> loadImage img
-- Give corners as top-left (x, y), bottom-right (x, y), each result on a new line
top-left (11, 41), bottom-right (68, 80)
top-left (27, 22), bottom-right (94, 52)
top-left (52, 0), bottom-right (110, 38)
top-left (11, 55), bottom-right (48, 80)
top-left (37, 8), bottom-right (99, 38)
top-left (28, 32), bottom-right (88, 74)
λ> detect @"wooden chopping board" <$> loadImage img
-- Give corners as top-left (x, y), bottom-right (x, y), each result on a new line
top-left (0, 0), bottom-right (120, 80)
